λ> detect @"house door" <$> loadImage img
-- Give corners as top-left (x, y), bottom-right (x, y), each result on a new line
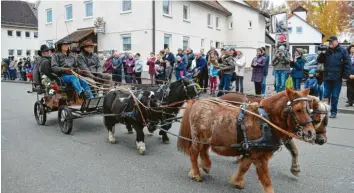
top-left (292, 46), bottom-right (309, 57)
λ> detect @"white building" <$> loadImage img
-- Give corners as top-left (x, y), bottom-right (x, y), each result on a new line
top-left (1, 1), bottom-right (39, 58)
top-left (37, 0), bottom-right (271, 69)
top-left (287, 6), bottom-right (324, 55)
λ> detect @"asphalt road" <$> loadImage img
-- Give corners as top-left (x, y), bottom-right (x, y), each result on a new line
top-left (2, 82), bottom-right (354, 193)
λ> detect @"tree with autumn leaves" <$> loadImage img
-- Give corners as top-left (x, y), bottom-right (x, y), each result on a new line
top-left (246, 0), bottom-right (354, 42)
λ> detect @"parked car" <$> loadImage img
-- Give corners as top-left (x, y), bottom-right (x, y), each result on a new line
top-left (303, 54), bottom-right (318, 80)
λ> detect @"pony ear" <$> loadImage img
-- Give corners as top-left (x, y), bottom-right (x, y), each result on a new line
top-left (285, 88), bottom-right (295, 100)
top-left (302, 88), bottom-right (310, 96)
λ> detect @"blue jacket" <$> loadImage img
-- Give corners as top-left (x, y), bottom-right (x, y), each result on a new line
top-left (209, 65), bottom-right (220, 77)
top-left (193, 57), bottom-right (208, 72)
top-left (350, 55), bottom-right (354, 75)
top-left (290, 57), bottom-right (305, 78)
top-left (174, 61), bottom-right (185, 72)
top-left (305, 77), bottom-right (318, 89)
top-left (176, 53), bottom-right (188, 66)
top-left (163, 53), bottom-right (176, 65)
top-left (263, 54), bottom-right (270, 76)
top-left (324, 45), bottom-right (351, 80)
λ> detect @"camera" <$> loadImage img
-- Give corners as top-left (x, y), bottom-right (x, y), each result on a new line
top-left (318, 44), bottom-right (328, 51)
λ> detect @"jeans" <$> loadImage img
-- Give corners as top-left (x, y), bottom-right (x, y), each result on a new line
top-left (9, 69), bottom-right (17, 80)
top-left (217, 74), bottom-right (232, 96)
top-left (135, 72), bottom-right (142, 84)
top-left (261, 76), bottom-right (267, 95)
top-left (323, 80), bottom-right (342, 115)
top-left (318, 83), bottom-right (324, 100)
top-left (209, 76), bottom-right (217, 93)
top-left (2, 71), bottom-right (9, 80)
top-left (126, 73), bottom-right (133, 83)
top-left (175, 72), bottom-right (181, 81)
top-left (21, 71), bottom-right (27, 81)
top-left (274, 71), bottom-right (287, 93)
top-left (112, 69), bottom-right (122, 83)
top-left (61, 74), bottom-right (94, 99)
top-left (292, 78), bottom-right (302, 90)
top-left (347, 79), bottom-right (354, 105)
top-left (236, 76), bottom-right (244, 93)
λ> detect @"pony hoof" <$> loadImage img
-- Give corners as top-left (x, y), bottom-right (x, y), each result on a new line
top-left (291, 168), bottom-right (300, 177)
top-left (202, 168), bottom-right (210, 174)
top-left (109, 138), bottom-right (116, 144)
top-left (162, 135), bottom-right (170, 144)
top-left (139, 149), bottom-right (145, 155)
top-left (234, 184), bottom-right (244, 190)
top-left (162, 140), bottom-right (170, 144)
top-left (188, 170), bottom-right (202, 182)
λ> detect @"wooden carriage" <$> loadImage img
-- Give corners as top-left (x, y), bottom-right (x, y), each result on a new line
top-left (32, 74), bottom-right (104, 134)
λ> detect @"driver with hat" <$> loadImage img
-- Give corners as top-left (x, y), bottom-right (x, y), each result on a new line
top-left (51, 38), bottom-right (94, 99)
top-left (33, 44), bottom-right (53, 85)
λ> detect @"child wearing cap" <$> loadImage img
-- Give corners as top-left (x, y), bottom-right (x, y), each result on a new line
top-left (304, 69), bottom-right (319, 96)
top-left (174, 56), bottom-right (185, 81)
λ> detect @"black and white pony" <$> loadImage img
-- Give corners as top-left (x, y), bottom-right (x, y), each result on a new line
top-left (103, 78), bottom-right (198, 154)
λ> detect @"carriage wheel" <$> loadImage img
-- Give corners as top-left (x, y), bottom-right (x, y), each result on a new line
top-left (34, 101), bottom-right (47, 125)
top-left (58, 105), bottom-right (73, 134)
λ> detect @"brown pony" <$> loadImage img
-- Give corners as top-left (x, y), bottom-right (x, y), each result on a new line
top-left (177, 89), bottom-right (315, 193)
top-left (220, 93), bottom-right (329, 176)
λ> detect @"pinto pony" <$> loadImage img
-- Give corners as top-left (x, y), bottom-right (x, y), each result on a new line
top-left (177, 89), bottom-right (315, 193)
top-left (220, 93), bottom-right (329, 176)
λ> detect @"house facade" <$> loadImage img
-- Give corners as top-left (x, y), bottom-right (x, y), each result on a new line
top-left (287, 6), bottom-right (324, 55)
top-left (37, 0), bottom-right (269, 69)
top-left (1, 1), bottom-right (39, 58)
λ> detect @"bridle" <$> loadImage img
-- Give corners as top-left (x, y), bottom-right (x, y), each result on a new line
top-left (284, 97), bottom-right (313, 138)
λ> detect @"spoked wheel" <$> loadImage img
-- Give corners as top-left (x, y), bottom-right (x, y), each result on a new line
top-left (34, 101), bottom-right (47, 125)
top-left (58, 105), bottom-right (73, 134)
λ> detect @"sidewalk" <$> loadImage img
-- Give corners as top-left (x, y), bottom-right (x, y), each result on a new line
top-left (2, 70), bottom-right (353, 115)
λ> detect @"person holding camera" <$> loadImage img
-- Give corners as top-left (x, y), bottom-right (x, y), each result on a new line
top-left (272, 45), bottom-right (290, 93)
top-left (320, 36), bottom-right (351, 118)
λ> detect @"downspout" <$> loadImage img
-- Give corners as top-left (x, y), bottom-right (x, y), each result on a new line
top-left (152, 0), bottom-right (156, 53)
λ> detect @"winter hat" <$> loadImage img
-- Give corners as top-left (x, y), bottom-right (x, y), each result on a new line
top-left (176, 56), bottom-right (182, 61)
top-left (279, 45), bottom-right (285, 51)
top-left (309, 69), bottom-right (316, 75)
top-left (296, 48), bottom-right (304, 56)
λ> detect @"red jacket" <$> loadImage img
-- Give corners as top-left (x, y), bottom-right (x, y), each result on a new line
top-left (103, 57), bottom-right (113, 73)
top-left (147, 57), bottom-right (156, 75)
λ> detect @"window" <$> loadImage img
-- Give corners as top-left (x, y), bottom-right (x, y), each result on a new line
top-left (25, 31), bottom-right (30, 38)
top-left (85, 1), bottom-right (93, 17)
top-left (296, 26), bottom-right (302, 33)
top-left (16, 31), bottom-right (21, 37)
top-left (46, 9), bottom-right (52, 23)
top-left (248, 20), bottom-right (252, 29)
top-left (7, 30), bottom-right (13, 37)
top-left (121, 34), bottom-right (132, 51)
top-left (183, 5), bottom-right (189, 21)
top-left (163, 0), bottom-right (171, 16)
top-left (164, 34), bottom-right (171, 49)
top-left (207, 13), bottom-right (212, 27)
top-left (8, 49), bottom-right (14, 56)
top-left (201, 39), bottom-right (204, 48)
top-left (46, 40), bottom-right (53, 48)
top-left (34, 31), bottom-right (38, 38)
top-left (17, 50), bottom-right (22, 56)
top-left (26, 50), bottom-right (32, 56)
top-left (65, 5), bottom-right (73, 20)
top-left (183, 36), bottom-right (189, 50)
top-left (216, 16), bottom-right (219, 29)
top-left (229, 22), bottom-right (233, 29)
top-left (216, 42), bottom-right (220, 49)
top-left (121, 0), bottom-right (131, 13)
top-left (288, 27), bottom-right (292, 33)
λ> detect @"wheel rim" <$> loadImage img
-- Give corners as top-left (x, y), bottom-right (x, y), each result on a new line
top-left (60, 110), bottom-right (68, 131)
top-left (35, 103), bottom-right (44, 124)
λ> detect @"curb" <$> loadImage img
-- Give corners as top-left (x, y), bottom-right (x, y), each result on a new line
top-left (337, 108), bottom-right (354, 115)
top-left (1, 80), bottom-right (31, 84)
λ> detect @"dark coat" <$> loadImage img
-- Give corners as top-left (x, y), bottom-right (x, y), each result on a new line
top-left (163, 53), bottom-right (175, 65)
top-left (194, 57), bottom-right (208, 72)
top-left (263, 53), bottom-right (270, 76)
top-left (290, 57), bottom-right (305, 78)
top-left (323, 45), bottom-right (351, 80)
top-left (251, 55), bottom-right (266, 83)
top-left (103, 57), bottom-right (114, 73)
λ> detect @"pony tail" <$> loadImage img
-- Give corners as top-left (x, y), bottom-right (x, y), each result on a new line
top-left (177, 99), bottom-right (195, 154)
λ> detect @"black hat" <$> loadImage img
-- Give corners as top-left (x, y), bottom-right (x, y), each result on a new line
top-left (327, 36), bottom-right (338, 42)
top-left (40, 44), bottom-right (50, 52)
top-left (71, 47), bottom-right (80, 53)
